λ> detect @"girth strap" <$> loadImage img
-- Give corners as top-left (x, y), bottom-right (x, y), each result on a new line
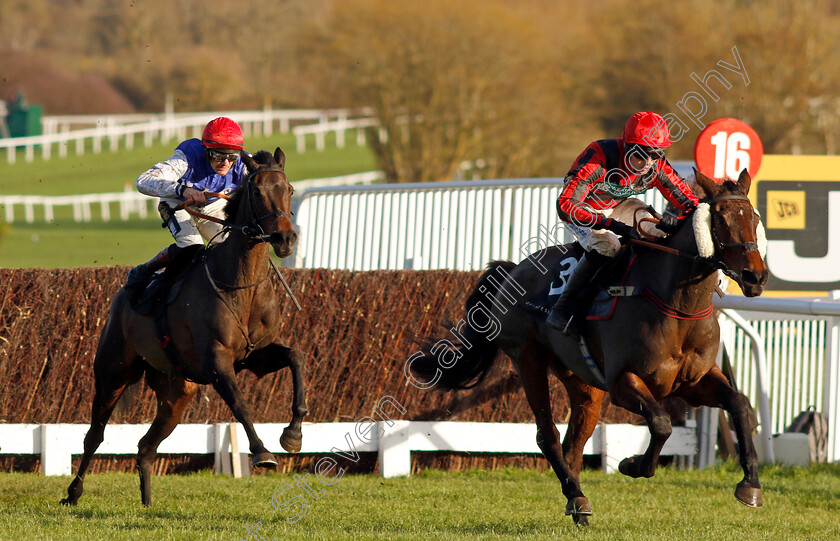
top-left (641, 287), bottom-right (714, 320)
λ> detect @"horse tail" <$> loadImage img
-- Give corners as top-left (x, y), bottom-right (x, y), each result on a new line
top-left (409, 260), bottom-right (517, 390)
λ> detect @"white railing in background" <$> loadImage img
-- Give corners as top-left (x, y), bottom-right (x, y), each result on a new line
top-left (0, 171), bottom-right (384, 223)
top-left (0, 108), bottom-right (375, 164)
top-left (715, 294), bottom-right (840, 463)
top-left (291, 170), bottom-right (678, 271)
top-left (0, 190), bottom-right (154, 223)
top-left (0, 421), bottom-right (696, 477)
top-left (292, 117), bottom-right (382, 153)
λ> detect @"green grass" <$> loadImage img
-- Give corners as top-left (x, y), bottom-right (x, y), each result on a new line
top-left (2, 464), bottom-right (839, 540)
top-left (0, 131), bottom-right (377, 268)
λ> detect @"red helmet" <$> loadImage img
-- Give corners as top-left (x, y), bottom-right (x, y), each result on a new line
top-left (201, 117), bottom-right (244, 150)
top-left (623, 111), bottom-right (671, 149)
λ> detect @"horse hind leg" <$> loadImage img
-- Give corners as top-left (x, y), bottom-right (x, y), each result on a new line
top-left (675, 366), bottom-right (762, 508)
top-left (136, 370), bottom-right (199, 507)
top-left (558, 370), bottom-right (605, 479)
top-left (61, 342), bottom-right (143, 506)
top-left (517, 343), bottom-right (592, 526)
top-left (609, 371), bottom-right (672, 479)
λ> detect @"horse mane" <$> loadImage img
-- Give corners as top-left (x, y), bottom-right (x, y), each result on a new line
top-left (223, 150), bottom-right (280, 221)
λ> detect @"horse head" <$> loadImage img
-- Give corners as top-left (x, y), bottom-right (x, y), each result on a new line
top-left (237, 148), bottom-right (297, 258)
top-left (693, 168), bottom-right (768, 297)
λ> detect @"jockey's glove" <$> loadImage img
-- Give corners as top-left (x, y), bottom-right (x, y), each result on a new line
top-left (602, 218), bottom-right (641, 241)
top-left (655, 214), bottom-right (681, 234)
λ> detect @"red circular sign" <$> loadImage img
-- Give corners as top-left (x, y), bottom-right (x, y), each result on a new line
top-left (694, 118), bottom-right (763, 181)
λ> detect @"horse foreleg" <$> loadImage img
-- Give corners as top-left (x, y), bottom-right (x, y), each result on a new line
top-left (558, 370), bottom-right (605, 478)
top-left (675, 366), bottom-right (762, 508)
top-left (518, 345), bottom-right (591, 525)
top-left (279, 347), bottom-right (307, 454)
top-left (136, 371), bottom-right (199, 507)
top-left (211, 359), bottom-right (277, 469)
top-left (610, 371), bottom-right (672, 479)
top-left (241, 343), bottom-right (308, 454)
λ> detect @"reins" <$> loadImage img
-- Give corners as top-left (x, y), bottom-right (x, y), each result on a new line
top-left (179, 169), bottom-right (291, 241)
top-left (628, 193), bottom-right (756, 271)
top-left (624, 193), bottom-right (758, 318)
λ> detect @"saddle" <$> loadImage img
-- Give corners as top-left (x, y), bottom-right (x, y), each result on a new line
top-left (128, 244), bottom-right (205, 314)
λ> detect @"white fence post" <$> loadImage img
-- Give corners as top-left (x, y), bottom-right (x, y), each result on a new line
top-left (377, 420), bottom-right (412, 478)
top-left (40, 424), bottom-right (72, 476)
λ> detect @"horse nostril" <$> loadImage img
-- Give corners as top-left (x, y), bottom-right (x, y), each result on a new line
top-left (741, 270), bottom-right (759, 286)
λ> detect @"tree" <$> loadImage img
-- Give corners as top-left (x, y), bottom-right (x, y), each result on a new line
top-left (304, 0), bottom-right (596, 182)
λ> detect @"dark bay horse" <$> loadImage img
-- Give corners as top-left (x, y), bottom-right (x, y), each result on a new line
top-left (61, 148), bottom-right (307, 507)
top-left (409, 169), bottom-right (768, 525)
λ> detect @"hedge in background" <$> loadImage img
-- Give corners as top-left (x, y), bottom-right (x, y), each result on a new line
top-left (0, 267), bottom-right (643, 473)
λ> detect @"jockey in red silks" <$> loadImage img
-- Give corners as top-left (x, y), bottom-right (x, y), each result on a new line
top-left (546, 111), bottom-right (699, 336)
top-left (126, 117), bottom-right (248, 290)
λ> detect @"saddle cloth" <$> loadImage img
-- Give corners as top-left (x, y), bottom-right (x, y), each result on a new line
top-left (527, 244), bottom-right (642, 321)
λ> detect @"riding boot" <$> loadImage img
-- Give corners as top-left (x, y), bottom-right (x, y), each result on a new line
top-left (546, 250), bottom-right (611, 337)
top-left (125, 244), bottom-right (178, 290)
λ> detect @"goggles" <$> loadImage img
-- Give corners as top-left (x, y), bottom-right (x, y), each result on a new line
top-left (633, 144), bottom-right (664, 160)
top-left (206, 148), bottom-right (240, 163)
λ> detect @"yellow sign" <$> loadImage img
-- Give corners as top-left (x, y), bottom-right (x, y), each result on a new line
top-left (765, 190), bottom-right (805, 229)
top-left (751, 155), bottom-right (840, 296)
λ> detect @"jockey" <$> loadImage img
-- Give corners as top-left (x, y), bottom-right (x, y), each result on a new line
top-left (546, 111), bottom-right (699, 336)
top-left (125, 117), bottom-right (249, 290)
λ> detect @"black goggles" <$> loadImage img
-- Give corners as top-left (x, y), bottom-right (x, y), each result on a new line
top-left (206, 148), bottom-right (240, 163)
top-left (631, 144), bottom-right (665, 160)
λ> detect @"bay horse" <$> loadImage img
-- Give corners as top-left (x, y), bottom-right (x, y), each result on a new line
top-left (61, 148), bottom-right (307, 507)
top-left (409, 169), bottom-right (768, 525)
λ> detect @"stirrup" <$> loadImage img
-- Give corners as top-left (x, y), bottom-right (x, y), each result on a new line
top-left (548, 310), bottom-right (581, 338)
top-left (561, 313), bottom-right (582, 338)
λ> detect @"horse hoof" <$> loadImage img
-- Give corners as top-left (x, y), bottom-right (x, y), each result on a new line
top-left (572, 514), bottom-right (591, 527)
top-left (59, 498), bottom-right (75, 506)
top-left (252, 452), bottom-right (278, 468)
top-left (619, 456), bottom-right (653, 479)
top-left (565, 496), bottom-right (592, 517)
top-left (618, 457), bottom-right (641, 478)
top-left (735, 483), bottom-right (763, 508)
top-left (280, 428), bottom-right (303, 454)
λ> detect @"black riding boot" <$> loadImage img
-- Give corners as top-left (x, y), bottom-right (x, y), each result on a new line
top-left (546, 250), bottom-right (610, 337)
top-left (125, 244), bottom-right (178, 290)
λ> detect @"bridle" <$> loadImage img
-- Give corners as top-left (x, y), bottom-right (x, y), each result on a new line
top-left (631, 193), bottom-right (761, 275)
top-left (705, 194), bottom-right (761, 254)
top-left (183, 166), bottom-right (303, 314)
top-left (180, 167), bottom-right (291, 243)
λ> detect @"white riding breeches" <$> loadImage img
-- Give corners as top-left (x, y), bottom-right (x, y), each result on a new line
top-left (158, 196), bottom-right (230, 248)
top-left (564, 198), bottom-right (665, 257)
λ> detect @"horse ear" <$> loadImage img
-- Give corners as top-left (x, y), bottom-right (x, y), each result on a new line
top-left (240, 151), bottom-right (258, 173)
top-left (274, 147), bottom-right (286, 171)
top-left (737, 168), bottom-right (752, 195)
top-left (693, 168), bottom-right (719, 198)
